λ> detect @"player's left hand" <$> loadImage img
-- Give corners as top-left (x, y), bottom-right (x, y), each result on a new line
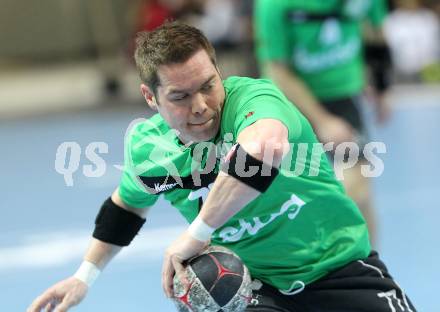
top-left (162, 230), bottom-right (209, 298)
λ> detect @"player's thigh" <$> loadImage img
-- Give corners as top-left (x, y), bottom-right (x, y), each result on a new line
top-left (301, 254), bottom-right (417, 312)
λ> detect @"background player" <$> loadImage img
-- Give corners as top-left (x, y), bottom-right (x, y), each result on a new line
top-left (254, 0), bottom-right (391, 246)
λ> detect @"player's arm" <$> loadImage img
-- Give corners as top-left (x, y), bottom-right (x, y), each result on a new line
top-left (83, 189), bottom-right (148, 268)
top-left (27, 189), bottom-right (149, 312)
top-left (198, 118), bottom-right (288, 228)
top-left (162, 118), bottom-right (289, 297)
top-left (265, 62), bottom-right (354, 144)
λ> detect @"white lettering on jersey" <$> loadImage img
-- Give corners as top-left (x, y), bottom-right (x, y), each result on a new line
top-left (217, 194), bottom-right (306, 243)
top-left (154, 182), bottom-right (178, 193)
top-left (188, 183), bottom-right (214, 204)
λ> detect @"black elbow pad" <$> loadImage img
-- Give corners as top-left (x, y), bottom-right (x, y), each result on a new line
top-left (93, 197), bottom-right (146, 246)
top-left (220, 143), bottom-right (279, 192)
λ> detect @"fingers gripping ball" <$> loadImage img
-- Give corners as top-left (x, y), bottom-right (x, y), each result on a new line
top-left (173, 246), bottom-right (252, 312)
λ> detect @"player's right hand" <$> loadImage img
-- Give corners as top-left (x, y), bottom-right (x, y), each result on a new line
top-left (27, 276), bottom-right (88, 312)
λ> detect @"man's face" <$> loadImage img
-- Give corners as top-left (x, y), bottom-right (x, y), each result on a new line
top-left (141, 49), bottom-right (225, 144)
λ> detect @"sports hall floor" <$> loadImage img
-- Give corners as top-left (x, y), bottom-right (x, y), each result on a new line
top-left (1, 86), bottom-right (439, 311)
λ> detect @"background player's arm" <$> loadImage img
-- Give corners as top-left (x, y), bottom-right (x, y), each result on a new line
top-left (27, 189), bottom-right (149, 312)
top-left (265, 62), bottom-right (354, 145)
top-left (362, 0), bottom-right (391, 123)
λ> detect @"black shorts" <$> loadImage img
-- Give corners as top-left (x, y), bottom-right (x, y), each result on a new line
top-left (322, 96), bottom-right (369, 161)
top-left (246, 251), bottom-right (417, 312)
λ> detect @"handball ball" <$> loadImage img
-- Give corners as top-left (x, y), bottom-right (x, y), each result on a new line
top-left (173, 245), bottom-right (252, 312)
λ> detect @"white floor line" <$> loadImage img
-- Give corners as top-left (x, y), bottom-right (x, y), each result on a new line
top-left (0, 226), bottom-right (186, 271)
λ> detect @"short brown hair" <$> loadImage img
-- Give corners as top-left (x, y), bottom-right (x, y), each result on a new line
top-left (134, 21), bottom-right (217, 94)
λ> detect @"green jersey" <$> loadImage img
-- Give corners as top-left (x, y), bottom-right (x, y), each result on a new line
top-left (119, 76), bottom-right (370, 291)
top-left (254, 0), bottom-right (387, 100)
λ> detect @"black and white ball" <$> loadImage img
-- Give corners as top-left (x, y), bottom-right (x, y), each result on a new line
top-left (173, 245), bottom-right (252, 312)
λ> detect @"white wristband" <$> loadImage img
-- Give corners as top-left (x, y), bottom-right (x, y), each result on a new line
top-left (188, 215), bottom-right (216, 242)
top-left (74, 261), bottom-right (101, 287)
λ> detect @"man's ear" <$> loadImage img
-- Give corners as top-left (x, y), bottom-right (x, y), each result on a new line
top-left (140, 84), bottom-right (158, 111)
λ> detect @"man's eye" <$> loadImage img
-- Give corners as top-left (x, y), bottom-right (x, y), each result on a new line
top-left (201, 84), bottom-right (213, 91)
top-left (173, 94), bottom-right (188, 101)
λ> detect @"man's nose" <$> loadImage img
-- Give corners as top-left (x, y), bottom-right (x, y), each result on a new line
top-left (191, 92), bottom-right (208, 115)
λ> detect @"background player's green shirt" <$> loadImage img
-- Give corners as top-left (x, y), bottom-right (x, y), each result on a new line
top-left (255, 0), bottom-right (387, 100)
top-left (119, 76), bottom-right (370, 291)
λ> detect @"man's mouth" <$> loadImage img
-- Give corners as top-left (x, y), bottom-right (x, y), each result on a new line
top-left (189, 117), bottom-right (213, 126)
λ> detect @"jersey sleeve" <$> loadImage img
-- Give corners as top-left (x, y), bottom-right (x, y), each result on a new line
top-left (118, 121), bottom-right (160, 208)
top-left (367, 0), bottom-right (387, 27)
top-left (119, 169), bottom-right (159, 208)
top-left (254, 0), bottom-right (290, 62)
top-left (232, 81), bottom-right (303, 141)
